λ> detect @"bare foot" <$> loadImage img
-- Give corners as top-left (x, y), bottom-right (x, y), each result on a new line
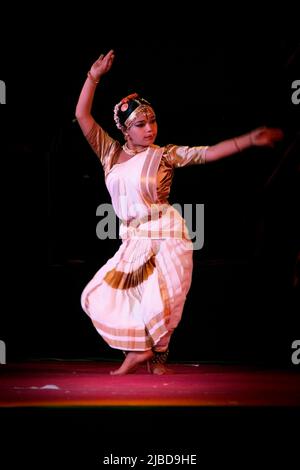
top-left (110, 350), bottom-right (154, 375)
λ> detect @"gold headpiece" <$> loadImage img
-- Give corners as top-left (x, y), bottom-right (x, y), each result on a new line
top-left (125, 105), bottom-right (155, 129)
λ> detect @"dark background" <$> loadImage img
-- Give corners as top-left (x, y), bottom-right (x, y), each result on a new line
top-left (1, 15), bottom-right (299, 367)
top-left (0, 10), bottom-right (299, 467)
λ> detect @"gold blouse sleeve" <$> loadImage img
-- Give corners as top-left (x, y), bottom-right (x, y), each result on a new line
top-left (84, 122), bottom-right (121, 175)
top-left (165, 144), bottom-right (209, 167)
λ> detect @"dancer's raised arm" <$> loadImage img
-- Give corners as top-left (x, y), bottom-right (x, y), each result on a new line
top-left (75, 49), bottom-right (115, 135)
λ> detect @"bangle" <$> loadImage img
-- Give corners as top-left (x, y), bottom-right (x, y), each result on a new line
top-left (233, 138), bottom-right (242, 152)
top-left (87, 70), bottom-right (100, 85)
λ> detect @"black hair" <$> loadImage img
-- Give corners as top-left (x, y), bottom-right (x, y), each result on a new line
top-left (118, 95), bottom-right (152, 127)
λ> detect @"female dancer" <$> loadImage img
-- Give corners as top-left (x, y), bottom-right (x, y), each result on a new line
top-left (76, 50), bottom-right (283, 375)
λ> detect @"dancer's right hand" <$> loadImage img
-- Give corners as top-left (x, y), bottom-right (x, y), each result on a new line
top-left (90, 49), bottom-right (115, 81)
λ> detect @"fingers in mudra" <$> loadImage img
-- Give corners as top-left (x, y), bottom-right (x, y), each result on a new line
top-left (253, 127), bottom-right (283, 147)
top-left (271, 128), bottom-right (284, 141)
top-left (263, 128), bottom-right (284, 146)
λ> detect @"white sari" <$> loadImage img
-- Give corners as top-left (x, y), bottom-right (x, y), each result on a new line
top-left (81, 123), bottom-right (208, 351)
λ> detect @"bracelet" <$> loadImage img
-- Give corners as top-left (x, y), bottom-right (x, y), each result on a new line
top-left (87, 70), bottom-right (100, 85)
top-left (233, 138), bottom-right (242, 152)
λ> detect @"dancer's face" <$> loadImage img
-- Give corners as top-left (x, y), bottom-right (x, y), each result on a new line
top-left (126, 110), bottom-right (157, 147)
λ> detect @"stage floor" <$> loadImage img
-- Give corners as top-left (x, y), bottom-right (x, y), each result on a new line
top-left (1, 360), bottom-right (300, 407)
top-left (1, 360), bottom-right (299, 466)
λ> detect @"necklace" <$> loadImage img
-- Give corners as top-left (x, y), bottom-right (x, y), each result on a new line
top-left (122, 142), bottom-right (148, 156)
